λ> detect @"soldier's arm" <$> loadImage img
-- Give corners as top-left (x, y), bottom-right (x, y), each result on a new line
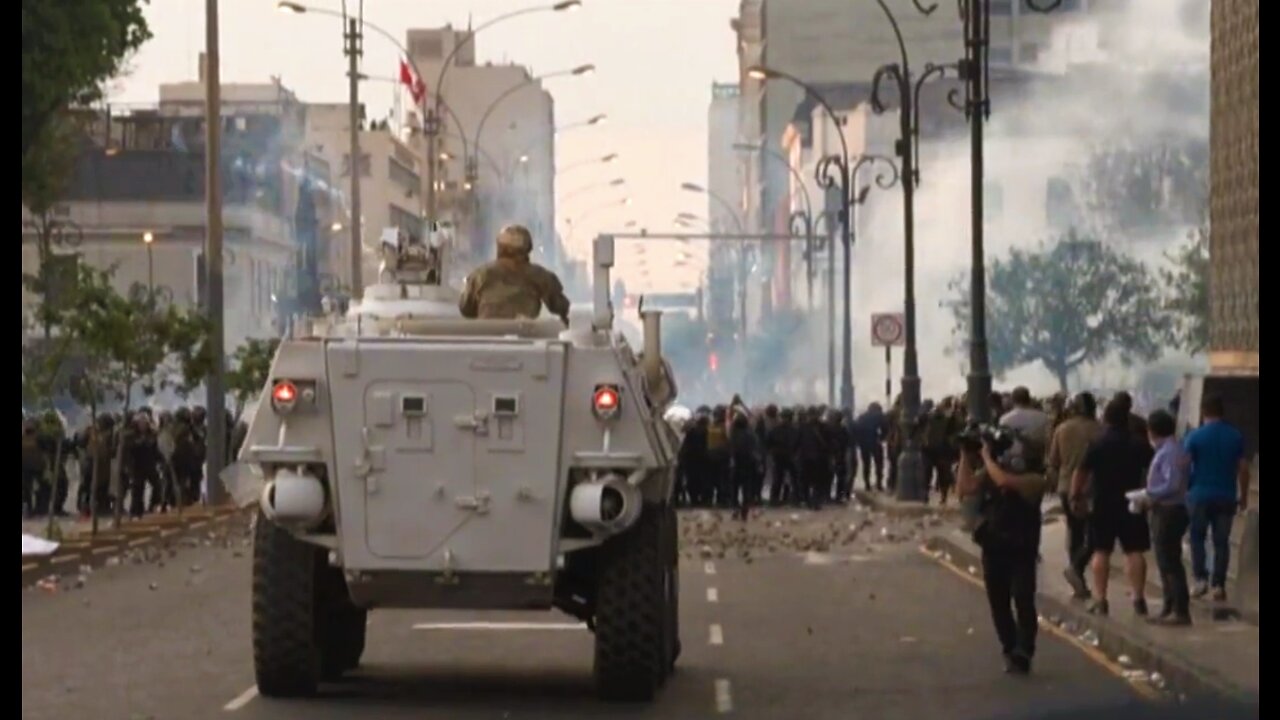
top-left (458, 273), bottom-right (480, 318)
top-left (535, 267), bottom-right (571, 323)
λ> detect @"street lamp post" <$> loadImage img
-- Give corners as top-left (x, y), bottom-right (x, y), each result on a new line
top-left (204, 0), bottom-right (228, 503)
top-left (746, 65), bottom-right (864, 413)
top-left (733, 143), bottom-right (816, 312)
top-left (869, 0), bottom-right (953, 503)
top-left (905, 0), bottom-right (1064, 423)
top-left (559, 152), bottom-right (618, 175)
top-left (560, 177), bottom-right (625, 205)
top-left (425, 0), bottom-right (583, 218)
top-left (142, 231), bottom-right (155, 301)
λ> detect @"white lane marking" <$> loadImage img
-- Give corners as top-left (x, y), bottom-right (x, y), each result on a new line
top-left (223, 686), bottom-right (258, 711)
top-left (707, 587), bottom-right (719, 603)
top-left (411, 622), bottom-right (586, 631)
top-left (709, 623), bottom-right (724, 645)
top-left (715, 678), bottom-right (734, 713)
top-left (704, 561), bottom-right (717, 575)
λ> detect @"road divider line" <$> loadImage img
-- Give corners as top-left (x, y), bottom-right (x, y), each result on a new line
top-left (707, 587), bottom-right (719, 603)
top-left (223, 686), bottom-right (257, 711)
top-left (412, 621), bottom-right (585, 631)
top-left (917, 545), bottom-right (1161, 701)
top-left (714, 678), bottom-right (733, 713)
top-left (704, 561), bottom-right (716, 575)
top-left (709, 623), bottom-right (723, 645)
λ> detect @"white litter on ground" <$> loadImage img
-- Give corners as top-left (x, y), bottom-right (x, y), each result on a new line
top-left (22, 533), bottom-right (59, 556)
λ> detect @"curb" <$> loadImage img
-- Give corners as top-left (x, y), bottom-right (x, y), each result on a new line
top-left (853, 489), bottom-right (960, 518)
top-left (21, 506), bottom-right (250, 587)
top-left (925, 534), bottom-right (1258, 707)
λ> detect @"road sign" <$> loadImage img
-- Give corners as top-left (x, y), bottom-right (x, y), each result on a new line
top-left (871, 312), bottom-right (905, 347)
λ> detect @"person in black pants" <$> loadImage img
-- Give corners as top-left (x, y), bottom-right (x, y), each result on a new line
top-left (855, 403), bottom-right (887, 491)
top-left (958, 433), bottom-right (1050, 675)
top-left (1143, 410), bottom-right (1192, 625)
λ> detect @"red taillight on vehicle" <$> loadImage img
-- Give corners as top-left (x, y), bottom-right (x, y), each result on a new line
top-left (592, 385), bottom-right (620, 420)
top-left (271, 381), bottom-right (298, 412)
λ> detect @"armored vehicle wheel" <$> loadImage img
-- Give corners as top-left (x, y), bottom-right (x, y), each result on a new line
top-left (662, 504), bottom-right (681, 676)
top-left (317, 563), bottom-right (367, 680)
top-left (593, 506), bottom-right (673, 702)
top-left (251, 512), bottom-right (322, 697)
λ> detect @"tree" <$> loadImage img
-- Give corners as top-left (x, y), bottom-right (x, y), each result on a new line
top-left (21, 0), bottom-right (150, 196)
top-left (24, 264), bottom-right (119, 536)
top-left (946, 230), bottom-right (1172, 393)
top-left (79, 282), bottom-right (176, 527)
top-left (227, 338), bottom-right (281, 421)
top-left (1160, 216), bottom-right (1210, 356)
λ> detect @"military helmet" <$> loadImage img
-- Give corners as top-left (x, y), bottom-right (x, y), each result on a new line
top-left (497, 224), bottom-right (534, 255)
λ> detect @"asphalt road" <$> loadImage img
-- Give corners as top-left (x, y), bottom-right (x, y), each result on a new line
top-left (22, 509), bottom-right (1159, 720)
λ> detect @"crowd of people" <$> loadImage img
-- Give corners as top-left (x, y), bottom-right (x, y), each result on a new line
top-left (672, 385), bottom-right (1251, 675)
top-left (20, 405), bottom-right (246, 521)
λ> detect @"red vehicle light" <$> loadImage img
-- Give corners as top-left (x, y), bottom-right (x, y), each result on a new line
top-left (593, 385), bottom-right (620, 419)
top-left (271, 381), bottom-right (298, 411)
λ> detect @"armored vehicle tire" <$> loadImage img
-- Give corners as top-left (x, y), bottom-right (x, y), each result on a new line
top-left (317, 563), bottom-right (367, 679)
top-left (662, 504), bottom-right (681, 675)
top-left (593, 505), bottom-right (675, 702)
top-left (251, 512), bottom-right (322, 697)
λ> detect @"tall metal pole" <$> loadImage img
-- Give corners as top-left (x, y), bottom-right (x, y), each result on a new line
top-left (965, 0), bottom-right (992, 424)
top-left (870, 0), bottom-right (946, 502)
top-left (203, 0), bottom-right (227, 504)
top-left (825, 216), bottom-right (836, 405)
top-left (345, 18), bottom-right (364, 296)
top-left (839, 172), bottom-right (854, 411)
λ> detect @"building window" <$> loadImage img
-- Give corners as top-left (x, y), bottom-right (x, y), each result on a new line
top-left (984, 181), bottom-right (1003, 221)
top-left (409, 36), bottom-right (443, 58)
top-left (389, 205), bottom-right (420, 237)
top-left (989, 46), bottom-right (1013, 65)
top-left (341, 153), bottom-right (371, 178)
top-left (991, 0), bottom-right (1013, 15)
top-left (1020, 42), bottom-right (1040, 63)
top-left (389, 158), bottom-right (420, 197)
top-left (1046, 177), bottom-right (1079, 229)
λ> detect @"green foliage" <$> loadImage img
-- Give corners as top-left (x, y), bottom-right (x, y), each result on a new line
top-left (164, 308), bottom-right (216, 398)
top-left (21, 0), bottom-right (150, 194)
top-left (228, 338), bottom-right (281, 418)
top-left (21, 112), bottom-right (80, 218)
top-left (947, 229), bottom-right (1172, 393)
top-left (1078, 140), bottom-right (1209, 233)
top-left (22, 264), bottom-right (117, 409)
top-left (1160, 219), bottom-right (1210, 356)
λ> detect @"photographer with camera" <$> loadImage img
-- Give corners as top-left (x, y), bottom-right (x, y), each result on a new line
top-left (958, 424), bottom-right (1050, 676)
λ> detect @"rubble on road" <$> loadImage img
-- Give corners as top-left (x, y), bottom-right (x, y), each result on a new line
top-left (678, 506), bottom-right (946, 561)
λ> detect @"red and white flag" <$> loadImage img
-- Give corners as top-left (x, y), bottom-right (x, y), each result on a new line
top-left (398, 59), bottom-right (427, 105)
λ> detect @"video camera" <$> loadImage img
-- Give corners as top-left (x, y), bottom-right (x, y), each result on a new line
top-left (956, 421), bottom-right (1016, 457)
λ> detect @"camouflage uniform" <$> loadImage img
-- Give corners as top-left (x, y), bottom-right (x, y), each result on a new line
top-left (459, 224), bottom-right (571, 323)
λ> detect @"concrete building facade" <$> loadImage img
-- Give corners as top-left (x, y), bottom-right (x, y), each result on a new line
top-left (21, 69), bottom-right (344, 353)
top-left (405, 27), bottom-right (557, 274)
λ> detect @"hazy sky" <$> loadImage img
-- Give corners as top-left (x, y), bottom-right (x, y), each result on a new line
top-left (110, 0), bottom-right (742, 290)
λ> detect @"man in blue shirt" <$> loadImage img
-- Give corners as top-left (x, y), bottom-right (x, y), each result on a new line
top-left (1182, 395), bottom-right (1252, 601)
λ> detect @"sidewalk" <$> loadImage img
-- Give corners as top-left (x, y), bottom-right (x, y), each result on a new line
top-left (927, 518), bottom-right (1259, 705)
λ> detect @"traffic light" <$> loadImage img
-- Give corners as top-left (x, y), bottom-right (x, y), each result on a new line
top-left (708, 351), bottom-right (719, 372)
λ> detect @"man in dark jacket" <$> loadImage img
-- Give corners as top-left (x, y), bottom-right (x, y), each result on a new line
top-left (796, 408), bottom-right (830, 510)
top-left (729, 411), bottom-right (762, 520)
top-left (677, 414), bottom-right (710, 507)
top-left (825, 410), bottom-right (852, 502)
top-left (766, 408), bottom-right (799, 506)
top-left (855, 403), bottom-right (888, 492)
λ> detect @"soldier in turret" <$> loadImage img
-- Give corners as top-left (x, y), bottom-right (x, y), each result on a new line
top-left (459, 225), bottom-right (571, 324)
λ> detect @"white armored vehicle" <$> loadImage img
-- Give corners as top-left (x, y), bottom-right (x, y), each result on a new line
top-left (240, 229), bottom-right (682, 702)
